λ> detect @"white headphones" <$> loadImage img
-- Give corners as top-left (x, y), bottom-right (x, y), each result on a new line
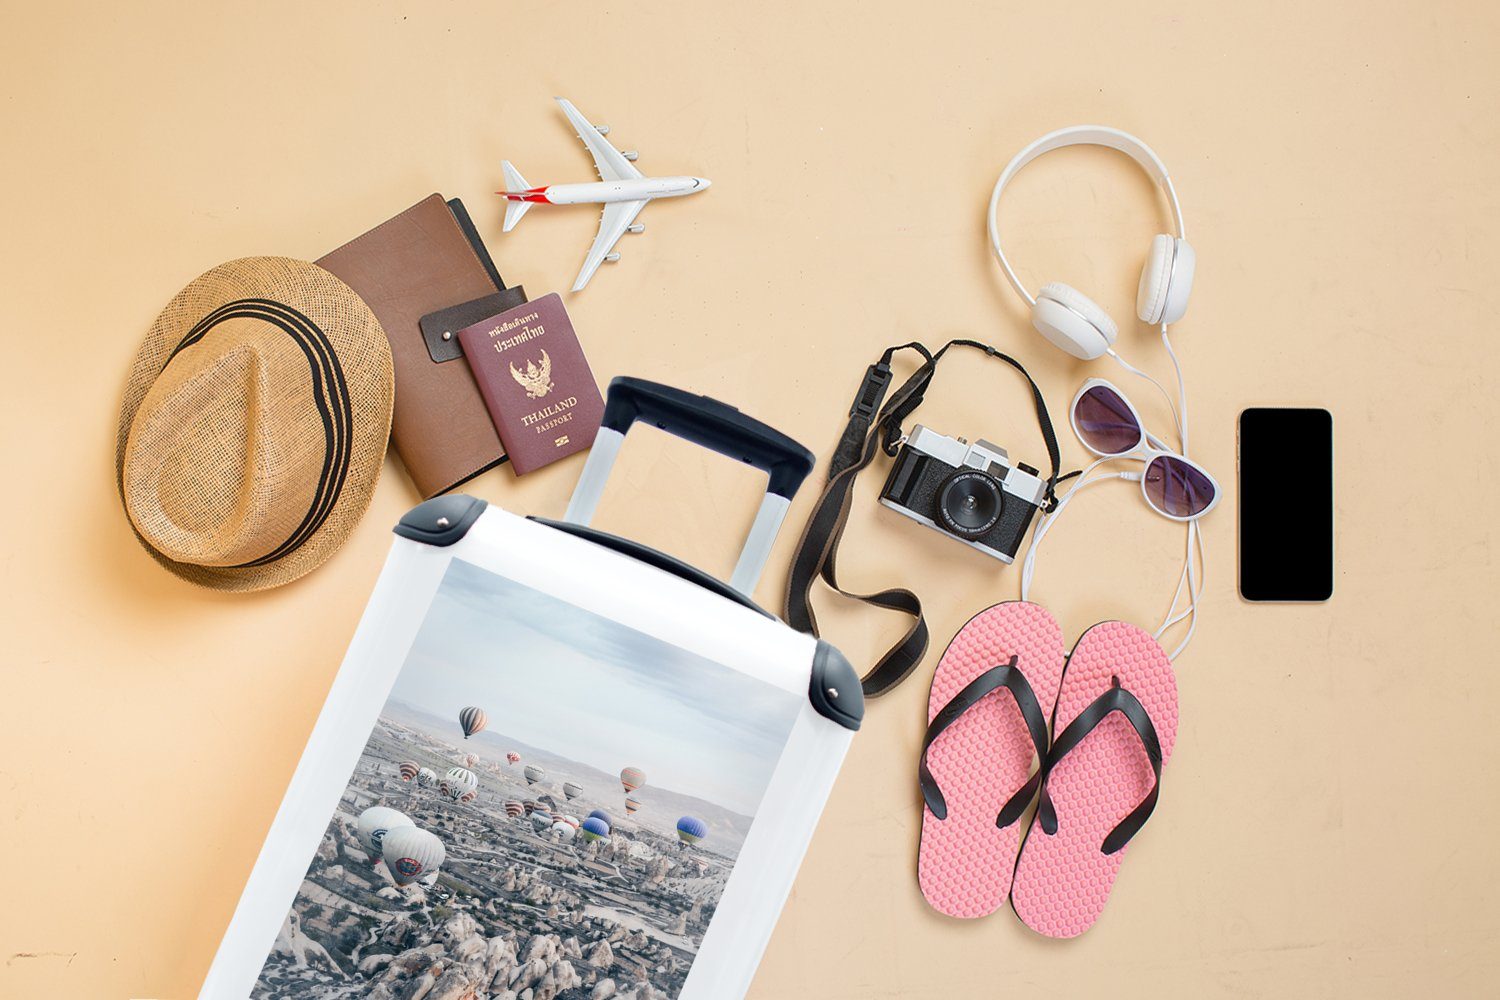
top-left (988, 126), bottom-right (1196, 361)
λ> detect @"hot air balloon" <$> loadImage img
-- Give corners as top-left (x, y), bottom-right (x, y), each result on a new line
top-left (441, 767), bottom-right (477, 801)
top-left (503, 800), bottom-right (525, 818)
top-left (506, 752), bottom-right (521, 765)
top-left (462, 753), bottom-right (479, 769)
top-left (523, 765), bottom-right (545, 786)
top-left (551, 820), bottom-right (576, 842)
top-left (676, 816), bottom-right (707, 846)
top-left (587, 809), bottom-right (612, 828)
top-left (579, 817), bottom-right (610, 843)
top-left (381, 826), bottom-right (445, 887)
top-left (624, 797), bottom-right (642, 816)
top-left (458, 706), bottom-right (487, 739)
top-left (522, 800), bottom-right (538, 815)
top-left (620, 766), bottom-right (646, 794)
top-left (416, 767), bottom-right (437, 788)
top-left (355, 807), bottom-right (415, 859)
top-left (531, 810), bottom-right (554, 832)
top-left (458, 789), bottom-right (478, 804)
top-left (397, 761), bottom-right (420, 782)
top-left (560, 815), bottom-right (580, 829)
top-left (562, 782), bottom-right (583, 801)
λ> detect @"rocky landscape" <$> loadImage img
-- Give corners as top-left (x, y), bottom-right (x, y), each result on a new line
top-left (251, 717), bottom-right (745, 1000)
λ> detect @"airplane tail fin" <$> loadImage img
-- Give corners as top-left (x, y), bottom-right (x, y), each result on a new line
top-left (501, 160), bottom-right (533, 232)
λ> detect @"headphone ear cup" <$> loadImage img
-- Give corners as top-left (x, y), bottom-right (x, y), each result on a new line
top-left (1137, 236), bottom-right (1196, 325)
top-left (1033, 282), bottom-right (1117, 360)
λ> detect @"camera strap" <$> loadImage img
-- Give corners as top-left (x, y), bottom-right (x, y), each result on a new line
top-left (784, 338), bottom-right (1062, 698)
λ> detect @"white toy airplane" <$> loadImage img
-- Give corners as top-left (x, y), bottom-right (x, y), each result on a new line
top-left (499, 97), bottom-right (711, 291)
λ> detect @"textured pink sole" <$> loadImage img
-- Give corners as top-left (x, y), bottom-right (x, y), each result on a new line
top-left (1011, 621), bottom-right (1179, 938)
top-left (917, 602), bottom-right (1065, 918)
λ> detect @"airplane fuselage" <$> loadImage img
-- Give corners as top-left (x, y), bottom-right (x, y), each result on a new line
top-left (505, 175), bottom-right (709, 206)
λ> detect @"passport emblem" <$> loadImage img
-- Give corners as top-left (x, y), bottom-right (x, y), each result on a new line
top-left (509, 350), bottom-right (555, 399)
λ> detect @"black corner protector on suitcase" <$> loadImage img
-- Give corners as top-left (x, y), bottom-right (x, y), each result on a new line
top-left (394, 495), bottom-right (489, 546)
top-left (809, 641), bottom-right (865, 731)
top-left (528, 517), bottom-right (775, 620)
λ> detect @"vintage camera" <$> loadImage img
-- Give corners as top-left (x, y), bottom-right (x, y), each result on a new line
top-left (878, 425), bottom-right (1048, 562)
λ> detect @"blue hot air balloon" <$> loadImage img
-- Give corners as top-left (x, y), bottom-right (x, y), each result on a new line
top-left (676, 816), bottom-right (707, 846)
top-left (586, 809), bottom-right (612, 829)
top-left (579, 817), bottom-right (611, 844)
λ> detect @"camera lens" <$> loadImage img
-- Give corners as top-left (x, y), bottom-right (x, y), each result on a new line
top-left (936, 469), bottom-right (1004, 539)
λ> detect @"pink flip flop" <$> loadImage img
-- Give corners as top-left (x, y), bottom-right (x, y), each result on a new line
top-left (1011, 620), bottom-right (1179, 938)
top-left (917, 602), bottom-right (1065, 918)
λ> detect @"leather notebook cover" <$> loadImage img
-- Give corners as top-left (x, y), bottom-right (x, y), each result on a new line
top-left (317, 194), bottom-right (507, 498)
top-left (457, 292), bottom-right (605, 475)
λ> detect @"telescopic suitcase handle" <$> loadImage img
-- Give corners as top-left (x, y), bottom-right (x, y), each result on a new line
top-left (564, 377), bottom-right (815, 596)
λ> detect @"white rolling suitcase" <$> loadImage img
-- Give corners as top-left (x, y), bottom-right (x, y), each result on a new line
top-left (200, 377), bottom-right (863, 1000)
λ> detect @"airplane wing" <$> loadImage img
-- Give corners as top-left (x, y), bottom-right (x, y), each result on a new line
top-left (556, 97), bottom-right (642, 182)
top-left (572, 200), bottom-right (646, 291)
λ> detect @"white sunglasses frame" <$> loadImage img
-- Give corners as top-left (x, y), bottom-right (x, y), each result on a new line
top-left (1068, 377), bottom-right (1222, 522)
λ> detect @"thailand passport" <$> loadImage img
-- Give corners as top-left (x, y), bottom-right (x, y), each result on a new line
top-left (457, 293), bottom-right (605, 475)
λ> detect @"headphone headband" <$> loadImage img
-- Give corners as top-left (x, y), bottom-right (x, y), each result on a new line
top-left (988, 126), bottom-right (1186, 307)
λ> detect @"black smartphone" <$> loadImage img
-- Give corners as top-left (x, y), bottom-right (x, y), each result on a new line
top-left (1238, 408), bottom-right (1334, 601)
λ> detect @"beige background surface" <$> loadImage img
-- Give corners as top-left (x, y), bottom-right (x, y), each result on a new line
top-left (3, 1), bottom-right (1498, 997)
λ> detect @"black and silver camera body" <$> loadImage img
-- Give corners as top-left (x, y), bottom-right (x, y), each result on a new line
top-left (879, 424), bottom-right (1048, 562)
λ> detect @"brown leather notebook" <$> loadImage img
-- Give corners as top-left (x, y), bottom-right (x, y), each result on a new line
top-left (317, 194), bottom-right (509, 498)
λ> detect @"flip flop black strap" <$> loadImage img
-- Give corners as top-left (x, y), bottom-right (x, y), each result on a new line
top-left (918, 656), bottom-right (1050, 829)
top-left (1036, 678), bottom-right (1164, 855)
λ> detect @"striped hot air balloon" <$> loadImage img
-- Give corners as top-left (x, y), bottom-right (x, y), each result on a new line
top-left (562, 782), bottom-right (583, 801)
top-left (624, 797), bottom-right (642, 816)
top-left (676, 816), bottom-right (707, 846)
top-left (458, 788), bottom-right (478, 804)
top-left (579, 817), bottom-right (610, 843)
top-left (523, 765), bottom-right (545, 786)
top-left (503, 800), bottom-right (525, 818)
top-left (397, 761), bottom-right (420, 782)
top-left (522, 800), bottom-right (538, 815)
top-left (506, 752), bottom-right (521, 765)
top-left (619, 766), bottom-right (646, 794)
top-left (381, 826), bottom-right (445, 887)
top-left (560, 815), bottom-right (580, 830)
top-left (442, 767), bottom-right (477, 800)
top-left (458, 706), bottom-right (487, 739)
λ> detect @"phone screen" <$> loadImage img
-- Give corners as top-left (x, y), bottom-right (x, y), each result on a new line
top-left (1238, 408), bottom-right (1334, 602)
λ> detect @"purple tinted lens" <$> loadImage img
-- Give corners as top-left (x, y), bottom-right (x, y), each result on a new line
top-left (1143, 456), bottom-right (1216, 518)
top-left (1074, 385), bottom-right (1143, 455)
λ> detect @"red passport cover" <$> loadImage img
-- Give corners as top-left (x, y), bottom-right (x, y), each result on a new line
top-left (456, 293), bottom-right (605, 475)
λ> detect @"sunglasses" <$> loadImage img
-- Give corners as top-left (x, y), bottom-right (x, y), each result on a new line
top-left (1069, 378), bottom-right (1220, 521)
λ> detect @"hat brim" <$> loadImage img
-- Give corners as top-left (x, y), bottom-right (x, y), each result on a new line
top-left (116, 256), bottom-right (394, 591)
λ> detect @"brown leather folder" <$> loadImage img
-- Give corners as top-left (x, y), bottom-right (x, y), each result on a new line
top-left (318, 194), bottom-right (511, 498)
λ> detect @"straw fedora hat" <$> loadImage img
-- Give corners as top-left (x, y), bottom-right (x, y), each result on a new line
top-left (116, 257), bottom-right (394, 591)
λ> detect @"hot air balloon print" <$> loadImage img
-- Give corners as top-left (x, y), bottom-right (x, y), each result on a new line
top-left (381, 826), bottom-right (445, 887)
top-left (397, 761), bottom-right (420, 782)
top-left (579, 817), bottom-right (610, 844)
top-left (458, 706), bottom-right (487, 739)
top-left (506, 752), bottom-right (521, 765)
top-left (562, 782), bottom-right (583, 801)
top-left (619, 766), bottom-right (646, 794)
top-left (676, 816), bottom-right (707, 846)
top-left (624, 797), bottom-right (642, 816)
top-left (355, 807), bottom-right (415, 860)
top-left (503, 800), bottom-right (525, 818)
top-left (523, 764), bottom-right (545, 786)
top-left (416, 767), bottom-right (437, 788)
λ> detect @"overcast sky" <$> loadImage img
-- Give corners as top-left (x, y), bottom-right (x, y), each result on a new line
top-left (388, 559), bottom-right (800, 815)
